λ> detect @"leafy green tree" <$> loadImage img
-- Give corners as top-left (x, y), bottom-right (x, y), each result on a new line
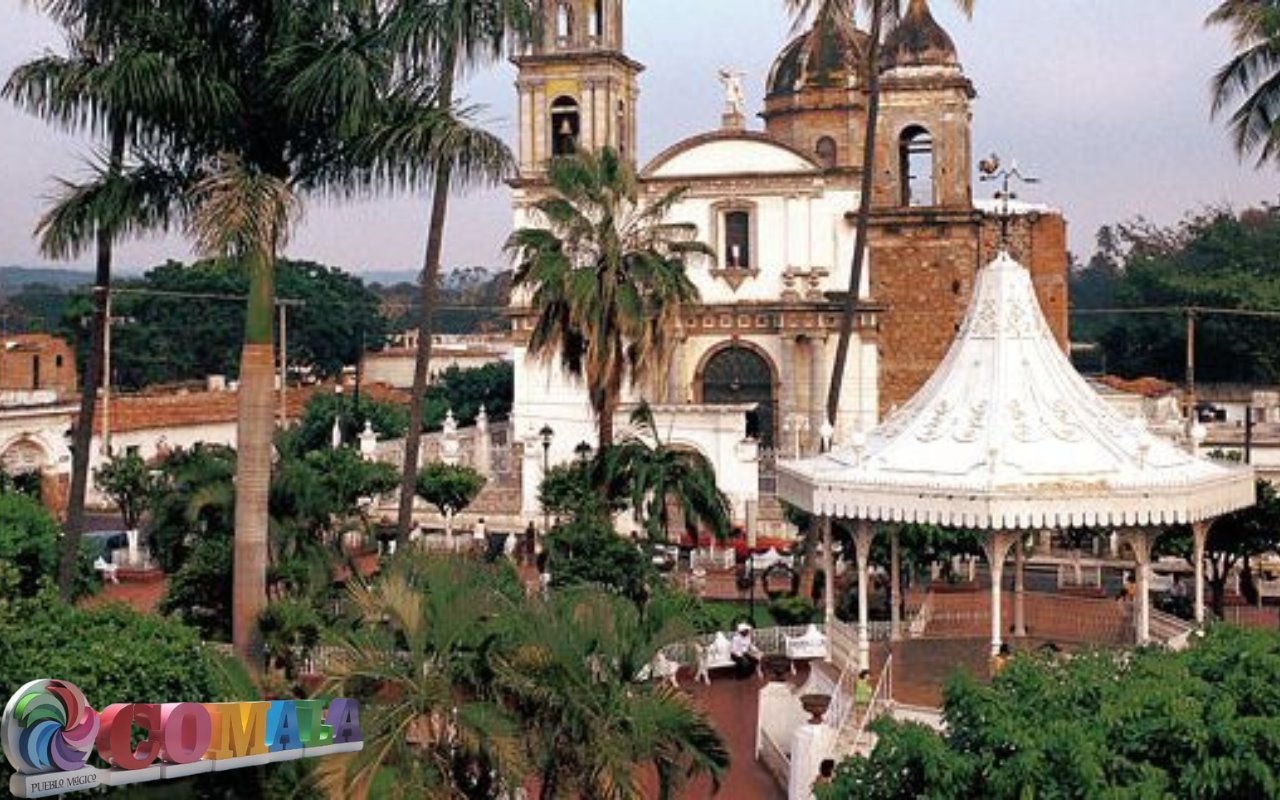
top-left (421, 362), bottom-right (514, 431)
top-left (93, 450), bottom-right (159, 529)
top-left (544, 514), bottom-right (655, 605)
top-left (161, 535), bottom-right (233, 640)
top-left (1079, 206), bottom-right (1280, 383)
top-left (1209, 0), bottom-right (1280, 165)
top-left (258, 597), bottom-right (323, 682)
top-left (508, 146), bottom-right (708, 448)
top-left (70, 259), bottom-right (390, 389)
top-left (0, 593), bottom-right (237, 791)
top-left (822, 625), bottom-right (1280, 799)
top-left (602, 402), bottom-right (731, 542)
top-left (414, 462), bottom-right (486, 540)
top-left (0, 491), bottom-right (62, 597)
top-left (539, 459), bottom-right (612, 521)
top-left (146, 443), bottom-right (237, 574)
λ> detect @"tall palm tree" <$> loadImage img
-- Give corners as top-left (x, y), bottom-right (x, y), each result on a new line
top-left (1208, 0), bottom-right (1280, 165)
top-left (4, 0), bottom-right (199, 598)
top-left (508, 147), bottom-right (709, 448)
top-left (494, 587), bottom-right (728, 799)
top-left (603, 402), bottom-right (730, 542)
top-left (318, 554), bottom-right (527, 798)
top-left (783, 0), bottom-right (974, 436)
top-left (33, 0), bottom-right (501, 667)
top-left (392, 0), bottom-right (538, 547)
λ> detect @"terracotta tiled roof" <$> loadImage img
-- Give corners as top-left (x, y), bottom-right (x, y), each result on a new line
top-left (86, 381), bottom-right (410, 435)
top-left (1095, 375), bottom-right (1179, 399)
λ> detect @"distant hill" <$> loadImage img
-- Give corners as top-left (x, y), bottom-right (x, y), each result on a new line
top-left (0, 266), bottom-right (93, 290)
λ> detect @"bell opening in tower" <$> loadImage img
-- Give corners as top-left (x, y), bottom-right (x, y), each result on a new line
top-left (900, 125), bottom-right (935, 207)
top-left (551, 96), bottom-right (581, 156)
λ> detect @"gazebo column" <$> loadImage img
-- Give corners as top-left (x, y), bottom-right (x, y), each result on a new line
top-left (889, 525), bottom-right (903, 642)
top-left (1192, 520), bottom-right (1210, 625)
top-left (1124, 528), bottom-right (1154, 645)
top-left (822, 517), bottom-right (836, 626)
top-left (981, 531), bottom-right (1017, 657)
top-left (854, 519), bottom-right (874, 671)
top-left (1013, 535), bottom-right (1027, 638)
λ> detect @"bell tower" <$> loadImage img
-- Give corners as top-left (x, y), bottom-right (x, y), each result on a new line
top-left (513, 0), bottom-right (643, 178)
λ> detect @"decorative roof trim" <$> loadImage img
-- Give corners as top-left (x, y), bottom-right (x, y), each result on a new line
top-left (640, 130), bottom-right (822, 178)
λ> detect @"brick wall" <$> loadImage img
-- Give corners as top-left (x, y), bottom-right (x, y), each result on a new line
top-left (870, 210), bottom-right (1069, 414)
top-left (0, 335), bottom-right (77, 398)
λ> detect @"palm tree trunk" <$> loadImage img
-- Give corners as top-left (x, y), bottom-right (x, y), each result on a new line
top-left (397, 62), bottom-right (456, 547)
top-left (232, 247), bottom-right (275, 669)
top-left (825, 0), bottom-right (885, 433)
top-left (58, 123), bottom-right (125, 599)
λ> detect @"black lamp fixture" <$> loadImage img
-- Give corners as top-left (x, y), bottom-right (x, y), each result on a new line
top-left (574, 440), bottom-right (593, 462)
top-left (539, 424), bottom-right (555, 532)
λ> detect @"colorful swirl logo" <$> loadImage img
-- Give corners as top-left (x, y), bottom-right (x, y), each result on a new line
top-left (1, 679), bottom-right (99, 775)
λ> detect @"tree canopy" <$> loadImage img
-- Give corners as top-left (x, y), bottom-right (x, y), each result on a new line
top-left (823, 625), bottom-right (1280, 799)
top-left (1070, 203), bottom-right (1280, 384)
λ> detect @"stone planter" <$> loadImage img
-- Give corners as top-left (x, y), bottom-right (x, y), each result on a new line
top-left (800, 692), bottom-right (832, 724)
top-left (761, 654), bottom-right (791, 683)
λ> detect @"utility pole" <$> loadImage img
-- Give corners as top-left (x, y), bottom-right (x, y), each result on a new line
top-left (278, 301), bottom-right (288, 427)
top-left (101, 291), bottom-right (112, 457)
top-left (1185, 308), bottom-right (1197, 437)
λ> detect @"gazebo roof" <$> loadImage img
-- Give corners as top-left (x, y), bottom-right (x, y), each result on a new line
top-left (777, 252), bottom-right (1255, 530)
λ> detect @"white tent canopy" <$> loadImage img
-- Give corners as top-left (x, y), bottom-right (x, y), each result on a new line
top-left (778, 252), bottom-right (1254, 530)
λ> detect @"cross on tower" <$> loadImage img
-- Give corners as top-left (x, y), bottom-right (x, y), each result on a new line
top-left (978, 153), bottom-right (1040, 251)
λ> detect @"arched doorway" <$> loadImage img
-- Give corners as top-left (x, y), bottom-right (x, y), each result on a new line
top-left (699, 344), bottom-right (776, 447)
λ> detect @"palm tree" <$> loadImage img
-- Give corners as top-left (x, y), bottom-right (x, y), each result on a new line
top-left (393, 0), bottom-right (538, 547)
top-left (3, 0), bottom-right (198, 598)
top-left (603, 402), bottom-right (730, 542)
top-left (318, 554), bottom-right (527, 798)
top-left (1208, 0), bottom-right (1280, 165)
top-left (494, 587), bottom-right (728, 799)
top-left (508, 147), bottom-right (710, 448)
top-left (783, 0), bottom-right (974, 436)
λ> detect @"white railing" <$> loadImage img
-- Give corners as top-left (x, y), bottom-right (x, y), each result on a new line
top-left (909, 593), bottom-right (934, 637)
top-left (757, 726), bottom-right (790, 786)
top-left (844, 655), bottom-right (893, 756)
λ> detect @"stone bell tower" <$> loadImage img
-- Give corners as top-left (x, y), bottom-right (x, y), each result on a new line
top-left (513, 0), bottom-right (643, 178)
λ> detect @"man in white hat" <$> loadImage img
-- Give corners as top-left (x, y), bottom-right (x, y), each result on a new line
top-left (730, 622), bottom-right (761, 679)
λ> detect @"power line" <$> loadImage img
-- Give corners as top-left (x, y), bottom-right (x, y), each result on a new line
top-left (1071, 305), bottom-right (1280, 320)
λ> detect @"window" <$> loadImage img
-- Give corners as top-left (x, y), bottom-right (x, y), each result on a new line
top-left (616, 100), bottom-right (626, 156)
top-left (724, 211), bottom-right (751, 269)
top-left (815, 136), bottom-right (837, 168)
top-left (556, 2), bottom-right (573, 45)
top-left (31, 355), bottom-right (39, 389)
top-left (55, 354), bottom-right (63, 368)
top-left (551, 96), bottom-right (580, 155)
top-left (590, 0), bottom-right (604, 40)
top-left (899, 126), bottom-right (935, 207)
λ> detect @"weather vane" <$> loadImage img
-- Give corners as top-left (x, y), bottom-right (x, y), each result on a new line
top-left (978, 153), bottom-right (1039, 251)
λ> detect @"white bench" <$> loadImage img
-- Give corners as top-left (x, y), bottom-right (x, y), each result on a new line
top-left (783, 624), bottom-right (828, 674)
top-left (94, 557), bottom-right (119, 584)
top-left (636, 651), bottom-right (681, 687)
top-left (693, 632), bottom-right (735, 684)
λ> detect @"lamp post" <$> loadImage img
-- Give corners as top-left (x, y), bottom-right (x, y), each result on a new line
top-left (574, 441), bottom-right (593, 462)
top-left (539, 424), bottom-right (554, 532)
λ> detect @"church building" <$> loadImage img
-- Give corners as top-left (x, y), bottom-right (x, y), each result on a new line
top-left (509, 0), bottom-right (1069, 530)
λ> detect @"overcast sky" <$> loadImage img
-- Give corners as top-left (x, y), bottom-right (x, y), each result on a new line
top-left (1, 0), bottom-right (1275, 276)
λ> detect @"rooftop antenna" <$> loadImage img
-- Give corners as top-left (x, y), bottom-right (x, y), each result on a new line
top-left (978, 153), bottom-right (1039, 251)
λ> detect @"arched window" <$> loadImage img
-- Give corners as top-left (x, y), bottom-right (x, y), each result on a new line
top-left (551, 96), bottom-right (580, 155)
top-left (815, 136), bottom-right (838, 168)
top-left (556, 2), bottom-right (573, 46)
top-left (899, 125), bottom-right (935, 207)
top-left (701, 345), bottom-right (776, 446)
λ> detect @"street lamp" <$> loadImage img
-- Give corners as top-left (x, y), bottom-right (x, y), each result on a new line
top-left (539, 424), bottom-right (554, 532)
top-left (574, 441), bottom-right (593, 462)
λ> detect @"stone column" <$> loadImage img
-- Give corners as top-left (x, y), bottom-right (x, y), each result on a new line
top-left (1014, 535), bottom-right (1027, 638)
top-left (982, 531), bottom-right (1016, 657)
top-left (809, 335), bottom-right (827, 452)
top-left (822, 517), bottom-right (836, 627)
top-left (474, 406), bottom-right (491, 477)
top-left (889, 525), bottom-right (902, 642)
top-left (788, 719), bottom-right (835, 800)
top-left (1192, 519), bottom-right (1210, 625)
top-left (1125, 529), bottom-right (1153, 645)
top-left (854, 519), bottom-right (874, 671)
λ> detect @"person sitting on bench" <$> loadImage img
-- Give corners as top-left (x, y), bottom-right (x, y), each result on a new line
top-left (730, 623), bottom-right (761, 679)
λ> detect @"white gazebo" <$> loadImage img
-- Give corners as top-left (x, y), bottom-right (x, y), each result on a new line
top-left (778, 251), bottom-right (1255, 667)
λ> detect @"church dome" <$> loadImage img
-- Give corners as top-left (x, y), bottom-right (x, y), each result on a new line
top-left (767, 16), bottom-right (869, 98)
top-left (881, 0), bottom-right (959, 71)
